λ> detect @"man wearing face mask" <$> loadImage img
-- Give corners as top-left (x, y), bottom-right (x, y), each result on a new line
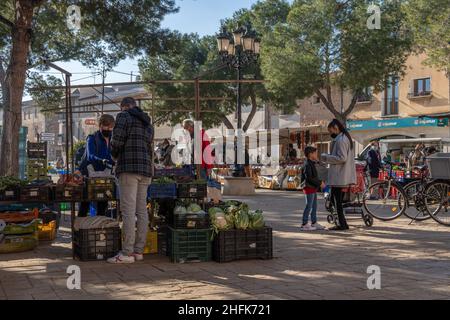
top-left (78, 114), bottom-right (116, 217)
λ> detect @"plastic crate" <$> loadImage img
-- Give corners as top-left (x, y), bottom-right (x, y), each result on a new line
top-left (2, 220), bottom-right (40, 235)
top-left (73, 227), bottom-right (122, 261)
top-left (28, 159), bottom-right (47, 168)
top-left (0, 208), bottom-right (39, 223)
top-left (0, 187), bottom-right (20, 201)
top-left (27, 142), bottom-right (47, 159)
top-left (157, 225), bottom-right (168, 255)
top-left (170, 212), bottom-right (210, 229)
top-left (87, 178), bottom-right (115, 201)
top-left (426, 153), bottom-right (450, 179)
top-left (154, 167), bottom-right (192, 178)
top-left (0, 233), bottom-right (38, 254)
top-left (38, 210), bottom-right (61, 229)
top-left (38, 220), bottom-right (57, 241)
top-left (148, 183), bottom-right (177, 199)
top-left (213, 227), bottom-right (273, 263)
top-left (54, 184), bottom-right (84, 201)
top-left (177, 182), bottom-right (207, 199)
top-left (20, 185), bottom-right (52, 202)
top-left (167, 227), bottom-right (212, 263)
top-left (143, 230), bottom-right (158, 254)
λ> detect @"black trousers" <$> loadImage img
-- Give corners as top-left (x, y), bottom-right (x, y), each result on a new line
top-left (331, 187), bottom-right (349, 229)
top-left (78, 201), bottom-right (108, 217)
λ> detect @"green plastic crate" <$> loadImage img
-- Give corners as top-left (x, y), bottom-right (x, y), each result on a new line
top-left (167, 227), bottom-right (212, 263)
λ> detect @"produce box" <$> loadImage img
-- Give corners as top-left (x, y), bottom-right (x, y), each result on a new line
top-left (213, 227), bottom-right (273, 263)
top-left (167, 227), bottom-right (212, 263)
top-left (39, 210), bottom-right (61, 229)
top-left (177, 182), bottom-right (207, 199)
top-left (148, 183), bottom-right (177, 199)
top-left (54, 184), bottom-right (84, 201)
top-left (28, 159), bottom-right (47, 169)
top-left (0, 208), bottom-right (39, 223)
top-left (170, 212), bottom-right (210, 229)
top-left (2, 219), bottom-right (40, 235)
top-left (38, 220), bottom-right (57, 241)
top-left (27, 142), bottom-right (47, 159)
top-left (0, 186), bottom-right (20, 201)
top-left (87, 178), bottom-right (115, 201)
top-left (157, 225), bottom-right (168, 255)
top-left (0, 233), bottom-right (38, 254)
top-left (143, 230), bottom-right (158, 254)
top-left (73, 226), bottom-right (121, 261)
top-left (20, 185), bottom-right (52, 202)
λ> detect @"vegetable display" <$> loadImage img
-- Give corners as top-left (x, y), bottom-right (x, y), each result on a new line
top-left (152, 177), bottom-right (176, 184)
top-left (0, 176), bottom-right (28, 191)
top-left (208, 201), bottom-right (266, 238)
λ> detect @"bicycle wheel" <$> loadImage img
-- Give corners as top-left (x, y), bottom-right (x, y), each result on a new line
top-left (403, 181), bottom-right (431, 221)
top-left (363, 181), bottom-right (407, 221)
top-left (424, 181), bottom-right (450, 226)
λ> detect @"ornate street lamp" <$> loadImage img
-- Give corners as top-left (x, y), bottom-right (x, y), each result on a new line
top-left (216, 25), bottom-right (260, 176)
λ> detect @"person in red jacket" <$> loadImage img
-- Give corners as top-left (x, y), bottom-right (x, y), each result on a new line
top-left (183, 119), bottom-right (213, 179)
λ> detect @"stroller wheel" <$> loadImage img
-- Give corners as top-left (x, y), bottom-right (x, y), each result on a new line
top-left (363, 215), bottom-right (374, 227)
top-left (327, 214), bottom-right (335, 224)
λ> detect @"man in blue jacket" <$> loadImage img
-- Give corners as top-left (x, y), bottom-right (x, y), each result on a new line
top-left (78, 114), bottom-right (115, 217)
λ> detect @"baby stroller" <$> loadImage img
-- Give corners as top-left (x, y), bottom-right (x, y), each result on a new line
top-left (325, 164), bottom-right (374, 227)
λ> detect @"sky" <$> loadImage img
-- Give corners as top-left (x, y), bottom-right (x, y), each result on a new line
top-left (50, 0), bottom-right (260, 87)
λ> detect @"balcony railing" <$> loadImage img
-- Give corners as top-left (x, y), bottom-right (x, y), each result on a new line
top-left (408, 91), bottom-right (432, 99)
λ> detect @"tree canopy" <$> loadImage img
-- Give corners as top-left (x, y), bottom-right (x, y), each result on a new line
top-left (260, 0), bottom-right (414, 122)
top-left (0, 0), bottom-right (178, 176)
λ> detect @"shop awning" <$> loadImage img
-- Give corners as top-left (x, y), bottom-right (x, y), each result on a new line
top-left (348, 116), bottom-right (449, 131)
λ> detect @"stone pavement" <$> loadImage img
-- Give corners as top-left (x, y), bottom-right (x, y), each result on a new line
top-left (1, 189), bottom-right (450, 300)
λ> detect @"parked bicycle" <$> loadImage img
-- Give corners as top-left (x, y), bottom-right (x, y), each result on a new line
top-left (402, 166), bottom-right (433, 221)
top-left (363, 161), bottom-right (407, 221)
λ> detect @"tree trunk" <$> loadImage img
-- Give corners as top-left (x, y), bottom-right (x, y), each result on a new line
top-left (243, 89), bottom-right (258, 132)
top-left (0, 0), bottom-right (34, 177)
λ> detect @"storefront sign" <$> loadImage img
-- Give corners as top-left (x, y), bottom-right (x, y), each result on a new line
top-left (347, 117), bottom-right (448, 131)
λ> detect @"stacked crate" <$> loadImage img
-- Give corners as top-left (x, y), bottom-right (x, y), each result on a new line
top-left (0, 208), bottom-right (39, 253)
top-left (26, 142), bottom-right (48, 181)
top-left (167, 180), bottom-right (211, 263)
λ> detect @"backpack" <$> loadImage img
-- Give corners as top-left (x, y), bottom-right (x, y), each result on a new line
top-left (77, 134), bottom-right (101, 175)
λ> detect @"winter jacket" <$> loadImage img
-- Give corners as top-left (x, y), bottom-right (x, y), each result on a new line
top-left (303, 159), bottom-right (322, 191)
top-left (111, 107), bottom-right (154, 177)
top-left (321, 132), bottom-right (356, 187)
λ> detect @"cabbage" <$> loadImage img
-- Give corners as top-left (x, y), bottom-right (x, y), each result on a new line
top-left (187, 203), bottom-right (202, 213)
top-left (235, 211), bottom-right (250, 230)
top-left (208, 207), bottom-right (224, 218)
top-left (214, 216), bottom-right (228, 230)
top-left (249, 210), bottom-right (265, 229)
top-left (174, 206), bottom-right (187, 215)
top-left (225, 213), bottom-right (235, 229)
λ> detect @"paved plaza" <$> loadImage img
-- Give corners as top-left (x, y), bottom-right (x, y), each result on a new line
top-left (1, 189), bottom-right (449, 300)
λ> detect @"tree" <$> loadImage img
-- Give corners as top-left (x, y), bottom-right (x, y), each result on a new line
top-left (260, 0), bottom-right (414, 123)
top-left (139, 0), bottom-right (293, 131)
top-left (0, 0), bottom-right (177, 176)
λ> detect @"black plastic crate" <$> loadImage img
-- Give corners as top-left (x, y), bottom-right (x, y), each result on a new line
top-left (167, 227), bottom-right (212, 263)
top-left (148, 183), bottom-right (177, 199)
top-left (87, 178), bottom-right (115, 201)
top-left (0, 187), bottom-right (20, 201)
top-left (213, 227), bottom-right (273, 263)
top-left (170, 212), bottom-right (210, 229)
top-left (20, 185), bottom-right (52, 202)
top-left (54, 184), bottom-right (84, 201)
top-left (27, 142), bottom-right (47, 159)
top-left (157, 224), bottom-right (168, 256)
top-left (177, 182), bottom-right (207, 198)
top-left (73, 227), bottom-right (122, 261)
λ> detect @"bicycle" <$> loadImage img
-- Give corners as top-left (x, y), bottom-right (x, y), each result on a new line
top-left (402, 166), bottom-right (433, 222)
top-left (363, 161), bottom-right (407, 221)
top-left (423, 179), bottom-right (450, 226)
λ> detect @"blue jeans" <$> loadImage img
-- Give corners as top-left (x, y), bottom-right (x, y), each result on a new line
top-left (302, 193), bottom-right (318, 225)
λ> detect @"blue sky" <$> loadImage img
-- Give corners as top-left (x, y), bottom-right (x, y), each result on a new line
top-left (52, 0), bottom-right (260, 86)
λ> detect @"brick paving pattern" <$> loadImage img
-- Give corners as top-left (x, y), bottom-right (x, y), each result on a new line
top-left (1, 190), bottom-right (449, 300)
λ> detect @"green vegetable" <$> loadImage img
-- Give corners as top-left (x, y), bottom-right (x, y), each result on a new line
top-left (187, 203), bottom-right (202, 213)
top-left (174, 206), bottom-right (187, 215)
top-left (249, 210), bottom-right (265, 229)
top-left (0, 176), bottom-right (28, 191)
top-left (235, 210), bottom-right (250, 230)
top-left (152, 177), bottom-right (175, 184)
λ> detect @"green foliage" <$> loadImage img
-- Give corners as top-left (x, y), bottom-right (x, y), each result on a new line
top-left (26, 72), bottom-right (63, 115)
top-left (260, 0), bottom-right (414, 120)
top-left (405, 0), bottom-right (450, 73)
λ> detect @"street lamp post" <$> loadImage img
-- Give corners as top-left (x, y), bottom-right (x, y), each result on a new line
top-left (217, 25), bottom-right (260, 176)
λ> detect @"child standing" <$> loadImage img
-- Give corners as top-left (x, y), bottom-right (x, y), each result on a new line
top-left (301, 146), bottom-right (326, 231)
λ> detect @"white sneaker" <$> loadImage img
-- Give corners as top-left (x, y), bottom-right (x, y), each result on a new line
top-left (300, 223), bottom-right (317, 231)
top-left (107, 253), bottom-right (135, 264)
top-left (311, 223), bottom-right (326, 230)
top-left (131, 253), bottom-right (144, 261)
